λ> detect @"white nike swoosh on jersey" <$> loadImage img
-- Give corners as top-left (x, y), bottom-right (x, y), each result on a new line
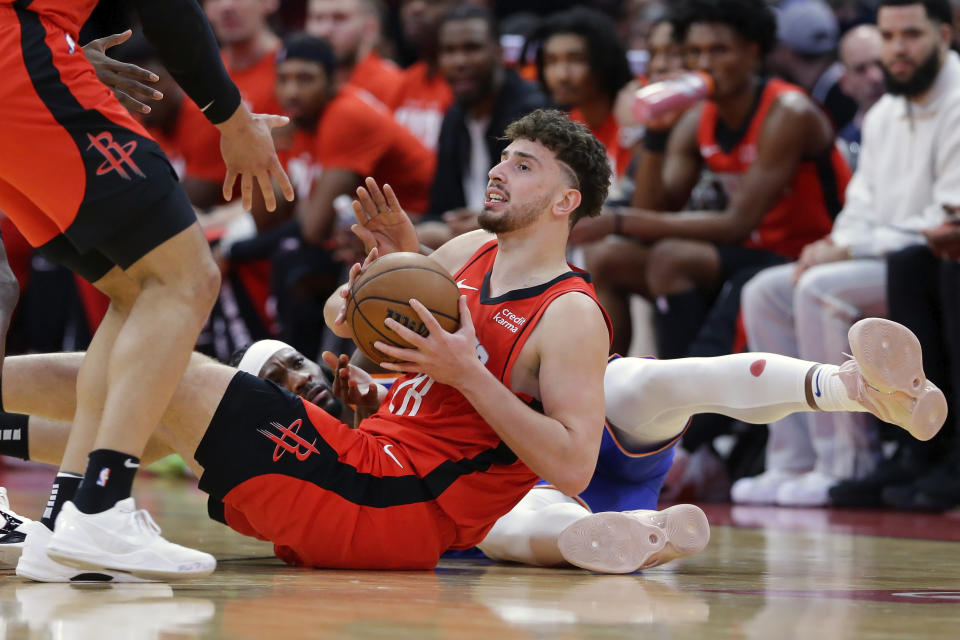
top-left (456, 279), bottom-right (479, 291)
top-left (383, 444), bottom-right (403, 469)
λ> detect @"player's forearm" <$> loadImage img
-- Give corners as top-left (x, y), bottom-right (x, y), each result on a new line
top-left (134, 0), bottom-right (241, 125)
top-left (620, 207), bottom-right (753, 245)
top-left (456, 368), bottom-right (597, 496)
top-left (632, 150), bottom-right (669, 210)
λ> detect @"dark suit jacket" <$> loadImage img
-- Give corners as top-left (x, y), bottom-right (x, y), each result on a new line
top-left (426, 69), bottom-right (549, 220)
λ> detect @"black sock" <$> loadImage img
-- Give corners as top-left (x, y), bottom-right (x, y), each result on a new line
top-left (0, 411), bottom-right (29, 460)
top-left (72, 449), bottom-right (140, 515)
top-left (39, 472), bottom-right (82, 531)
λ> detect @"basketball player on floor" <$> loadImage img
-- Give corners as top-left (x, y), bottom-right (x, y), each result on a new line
top-left (0, 0), bottom-right (294, 582)
top-left (0, 112), bottom-right (948, 576)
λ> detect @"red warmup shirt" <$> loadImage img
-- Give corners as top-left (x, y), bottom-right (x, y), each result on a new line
top-left (347, 50), bottom-right (404, 108)
top-left (697, 78), bottom-right (850, 258)
top-left (361, 239), bottom-right (611, 549)
top-left (569, 108), bottom-right (634, 179)
top-left (316, 87), bottom-right (436, 214)
top-left (390, 61), bottom-right (454, 152)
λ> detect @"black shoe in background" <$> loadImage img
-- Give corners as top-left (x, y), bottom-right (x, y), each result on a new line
top-left (881, 453), bottom-right (960, 512)
top-left (828, 448), bottom-right (929, 508)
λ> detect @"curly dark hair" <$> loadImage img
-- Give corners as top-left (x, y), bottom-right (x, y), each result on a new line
top-left (672, 0), bottom-right (777, 56)
top-left (504, 109), bottom-right (610, 227)
top-left (529, 6), bottom-right (633, 104)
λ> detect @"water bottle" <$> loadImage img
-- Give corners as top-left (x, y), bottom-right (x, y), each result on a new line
top-left (631, 71), bottom-right (714, 123)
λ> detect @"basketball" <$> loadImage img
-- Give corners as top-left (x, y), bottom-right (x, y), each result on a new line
top-left (346, 252), bottom-right (461, 363)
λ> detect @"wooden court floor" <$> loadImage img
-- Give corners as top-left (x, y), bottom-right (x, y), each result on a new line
top-left (1, 464), bottom-right (959, 639)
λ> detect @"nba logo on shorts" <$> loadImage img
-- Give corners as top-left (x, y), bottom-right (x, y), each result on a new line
top-left (96, 467), bottom-right (110, 487)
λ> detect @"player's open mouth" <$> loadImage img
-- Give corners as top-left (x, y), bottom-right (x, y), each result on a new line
top-left (486, 188), bottom-right (507, 205)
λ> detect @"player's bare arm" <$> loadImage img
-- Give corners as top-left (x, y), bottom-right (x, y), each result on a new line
top-left (299, 168), bottom-right (363, 246)
top-left (631, 106), bottom-right (703, 211)
top-left (615, 94), bottom-right (833, 244)
top-left (378, 292), bottom-right (609, 496)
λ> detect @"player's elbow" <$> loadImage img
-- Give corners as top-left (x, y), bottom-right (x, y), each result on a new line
top-left (551, 466), bottom-right (594, 497)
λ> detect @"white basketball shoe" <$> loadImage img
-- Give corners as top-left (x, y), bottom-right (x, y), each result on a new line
top-left (0, 486), bottom-right (29, 566)
top-left (44, 498), bottom-right (216, 581)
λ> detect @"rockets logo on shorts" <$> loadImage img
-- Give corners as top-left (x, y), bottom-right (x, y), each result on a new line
top-left (86, 132), bottom-right (145, 180)
top-left (258, 419), bottom-right (320, 462)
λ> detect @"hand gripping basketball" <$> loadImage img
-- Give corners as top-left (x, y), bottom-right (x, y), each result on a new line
top-left (345, 252), bottom-right (461, 363)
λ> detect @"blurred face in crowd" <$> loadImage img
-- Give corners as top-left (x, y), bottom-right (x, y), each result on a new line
top-left (401, 0), bottom-right (458, 50)
top-left (541, 33), bottom-right (602, 108)
top-left (684, 22), bottom-right (759, 100)
top-left (275, 58), bottom-right (331, 127)
top-left (839, 25), bottom-right (885, 111)
top-left (305, 0), bottom-right (376, 65)
top-left (439, 17), bottom-right (502, 105)
top-left (877, 3), bottom-right (951, 97)
top-left (257, 347), bottom-right (340, 415)
top-left (647, 21), bottom-right (686, 81)
top-left (204, 0), bottom-right (277, 46)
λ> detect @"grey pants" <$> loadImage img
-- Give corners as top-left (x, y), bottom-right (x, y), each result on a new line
top-left (741, 261), bottom-right (885, 479)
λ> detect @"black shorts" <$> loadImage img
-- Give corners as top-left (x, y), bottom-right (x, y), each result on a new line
top-left (0, 5), bottom-right (196, 280)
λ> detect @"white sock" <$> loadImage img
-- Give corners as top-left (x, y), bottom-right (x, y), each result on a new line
top-left (605, 353), bottom-right (820, 447)
top-left (808, 364), bottom-right (865, 413)
top-left (477, 488), bottom-right (589, 566)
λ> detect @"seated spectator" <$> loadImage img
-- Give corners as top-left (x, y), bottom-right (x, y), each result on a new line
top-left (531, 7), bottom-right (635, 181)
top-left (836, 24), bottom-right (885, 164)
top-left (305, 0), bottom-right (404, 107)
top-left (769, 0), bottom-right (859, 132)
top-left (421, 5), bottom-right (549, 246)
top-left (390, 0), bottom-right (458, 151)
top-left (738, 0), bottom-right (960, 507)
top-left (831, 231), bottom-right (960, 511)
top-left (572, 0), bottom-right (849, 361)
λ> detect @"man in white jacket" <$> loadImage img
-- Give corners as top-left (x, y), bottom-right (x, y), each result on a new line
top-left (737, 0), bottom-right (960, 507)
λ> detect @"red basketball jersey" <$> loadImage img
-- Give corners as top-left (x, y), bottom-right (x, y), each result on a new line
top-left (1, 0), bottom-right (95, 35)
top-left (697, 78), bottom-right (849, 258)
top-left (361, 240), bottom-right (610, 548)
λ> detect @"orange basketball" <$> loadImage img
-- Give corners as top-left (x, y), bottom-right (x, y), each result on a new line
top-left (346, 252), bottom-right (461, 363)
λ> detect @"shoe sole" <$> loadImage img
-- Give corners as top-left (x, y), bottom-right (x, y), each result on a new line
top-left (0, 543), bottom-right (24, 567)
top-left (635, 504), bottom-right (711, 568)
top-left (558, 512), bottom-right (667, 573)
top-left (848, 318), bottom-right (947, 441)
top-left (45, 547), bottom-right (215, 581)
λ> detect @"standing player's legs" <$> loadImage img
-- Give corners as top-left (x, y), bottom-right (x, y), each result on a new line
top-left (0, 7), bottom-right (220, 579)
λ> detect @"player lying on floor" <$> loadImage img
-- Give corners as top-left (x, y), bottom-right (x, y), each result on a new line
top-left (0, 312), bottom-right (946, 579)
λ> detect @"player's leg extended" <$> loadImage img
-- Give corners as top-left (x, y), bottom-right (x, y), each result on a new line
top-left (0, 237), bottom-right (20, 406)
top-left (604, 319), bottom-right (946, 449)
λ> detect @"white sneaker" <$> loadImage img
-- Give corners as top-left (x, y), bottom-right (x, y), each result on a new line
top-left (841, 318), bottom-right (947, 441)
top-left (16, 519), bottom-right (152, 582)
top-left (0, 486), bottom-right (30, 566)
top-left (730, 469), bottom-right (804, 505)
top-left (45, 499), bottom-right (216, 581)
top-left (558, 504), bottom-right (710, 573)
top-left (775, 470), bottom-right (837, 507)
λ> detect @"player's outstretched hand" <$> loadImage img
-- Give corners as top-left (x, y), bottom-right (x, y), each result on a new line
top-left (376, 295), bottom-right (485, 388)
top-left (217, 105), bottom-right (296, 211)
top-left (83, 30), bottom-right (163, 114)
top-left (321, 351), bottom-right (381, 411)
top-left (351, 177), bottom-right (421, 256)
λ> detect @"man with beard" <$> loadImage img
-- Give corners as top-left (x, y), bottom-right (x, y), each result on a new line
top-left (422, 5), bottom-right (548, 246)
top-left (737, 0), bottom-right (960, 507)
top-left (305, 0), bottom-right (404, 107)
